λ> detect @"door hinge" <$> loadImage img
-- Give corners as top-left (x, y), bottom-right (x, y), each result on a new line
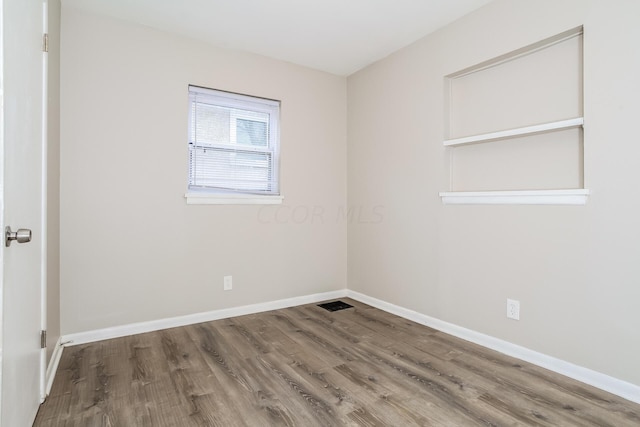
top-left (40, 330), bottom-right (47, 349)
top-left (42, 33), bottom-right (49, 53)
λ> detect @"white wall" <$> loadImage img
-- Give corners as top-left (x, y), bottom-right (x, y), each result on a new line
top-left (348, 0), bottom-right (640, 387)
top-left (60, 7), bottom-right (347, 333)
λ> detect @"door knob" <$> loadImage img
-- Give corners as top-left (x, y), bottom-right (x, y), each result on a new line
top-left (5, 226), bottom-right (32, 247)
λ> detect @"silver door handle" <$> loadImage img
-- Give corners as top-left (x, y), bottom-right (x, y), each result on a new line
top-left (5, 226), bottom-right (32, 247)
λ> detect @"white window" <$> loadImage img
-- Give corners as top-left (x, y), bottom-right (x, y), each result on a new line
top-left (186, 86), bottom-right (281, 204)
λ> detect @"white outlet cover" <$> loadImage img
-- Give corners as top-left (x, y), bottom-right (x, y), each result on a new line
top-left (224, 275), bottom-right (232, 290)
top-left (506, 298), bottom-right (520, 320)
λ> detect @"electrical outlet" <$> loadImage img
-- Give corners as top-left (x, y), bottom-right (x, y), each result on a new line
top-left (224, 275), bottom-right (232, 291)
top-left (506, 299), bottom-right (520, 320)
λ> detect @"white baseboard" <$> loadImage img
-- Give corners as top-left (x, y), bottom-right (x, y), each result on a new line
top-left (45, 337), bottom-right (64, 396)
top-left (58, 288), bottom-right (639, 404)
top-left (61, 289), bottom-right (348, 347)
top-left (346, 290), bottom-right (640, 404)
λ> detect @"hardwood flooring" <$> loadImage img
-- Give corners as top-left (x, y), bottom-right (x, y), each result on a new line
top-left (34, 299), bottom-right (640, 426)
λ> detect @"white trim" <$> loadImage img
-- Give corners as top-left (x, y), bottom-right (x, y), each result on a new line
top-left (346, 290), bottom-right (640, 404)
top-left (443, 117), bottom-right (584, 147)
top-left (188, 85), bottom-right (280, 109)
top-left (60, 290), bottom-right (347, 346)
top-left (439, 189), bottom-right (590, 205)
top-left (44, 337), bottom-right (62, 397)
top-left (185, 193), bottom-right (283, 205)
top-left (39, 0), bottom-right (49, 403)
top-left (0, 0), bottom-right (6, 418)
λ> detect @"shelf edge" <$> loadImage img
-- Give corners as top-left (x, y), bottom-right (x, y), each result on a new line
top-left (444, 117), bottom-right (584, 147)
top-left (439, 189), bottom-right (590, 205)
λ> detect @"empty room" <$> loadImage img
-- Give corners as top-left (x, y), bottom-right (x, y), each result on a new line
top-left (2, 0), bottom-right (640, 425)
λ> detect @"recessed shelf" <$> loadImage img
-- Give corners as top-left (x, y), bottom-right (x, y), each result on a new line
top-left (439, 189), bottom-right (590, 205)
top-left (443, 117), bottom-right (584, 147)
top-left (442, 28), bottom-right (585, 205)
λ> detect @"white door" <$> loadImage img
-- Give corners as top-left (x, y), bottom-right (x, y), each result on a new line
top-left (0, 0), bottom-right (47, 425)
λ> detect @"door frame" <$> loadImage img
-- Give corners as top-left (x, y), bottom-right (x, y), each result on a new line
top-left (39, 0), bottom-right (49, 402)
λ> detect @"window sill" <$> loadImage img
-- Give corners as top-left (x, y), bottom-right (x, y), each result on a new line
top-left (185, 193), bottom-right (284, 205)
top-left (439, 189), bottom-right (590, 205)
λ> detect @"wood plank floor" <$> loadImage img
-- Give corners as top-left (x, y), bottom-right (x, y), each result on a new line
top-left (34, 299), bottom-right (640, 426)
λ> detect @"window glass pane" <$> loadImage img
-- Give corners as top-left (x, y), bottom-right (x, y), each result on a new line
top-left (191, 103), bottom-right (230, 145)
top-left (236, 118), bottom-right (268, 146)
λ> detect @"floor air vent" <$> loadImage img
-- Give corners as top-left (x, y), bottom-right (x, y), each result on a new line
top-left (317, 300), bottom-right (353, 312)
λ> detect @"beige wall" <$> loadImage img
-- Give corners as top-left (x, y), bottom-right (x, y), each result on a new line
top-left (46, 0), bottom-right (61, 359)
top-left (348, 0), bottom-right (640, 387)
top-left (60, 7), bottom-right (347, 333)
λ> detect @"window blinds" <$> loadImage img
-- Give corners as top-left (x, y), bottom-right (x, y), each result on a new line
top-left (188, 86), bottom-right (280, 195)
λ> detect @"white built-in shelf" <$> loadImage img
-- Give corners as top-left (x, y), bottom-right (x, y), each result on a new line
top-left (439, 189), bottom-right (590, 205)
top-left (443, 117), bottom-right (584, 147)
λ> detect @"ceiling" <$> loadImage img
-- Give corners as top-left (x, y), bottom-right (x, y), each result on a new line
top-left (60, 0), bottom-right (493, 76)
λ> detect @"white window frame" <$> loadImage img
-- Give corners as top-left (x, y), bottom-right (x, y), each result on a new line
top-left (185, 85), bottom-right (283, 205)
